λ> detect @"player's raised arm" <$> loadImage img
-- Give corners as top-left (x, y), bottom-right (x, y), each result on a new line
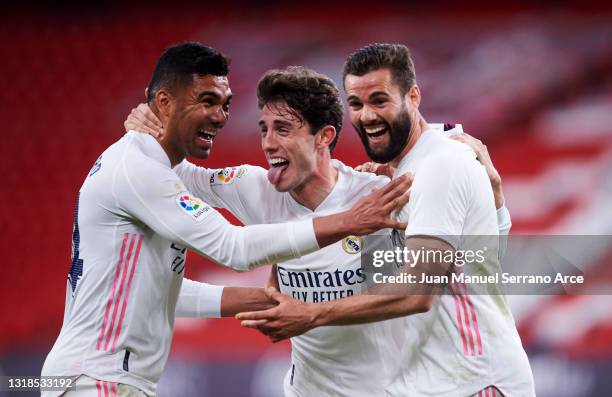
top-left (313, 174), bottom-right (410, 246)
top-left (117, 157), bottom-right (410, 272)
top-left (450, 132), bottom-right (504, 209)
top-left (450, 132), bottom-right (512, 258)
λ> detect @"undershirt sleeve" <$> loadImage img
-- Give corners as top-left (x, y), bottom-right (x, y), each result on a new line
top-left (175, 278), bottom-right (224, 318)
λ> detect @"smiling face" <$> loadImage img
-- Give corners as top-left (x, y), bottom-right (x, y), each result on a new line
top-left (163, 74), bottom-right (232, 160)
top-left (259, 101), bottom-right (320, 192)
top-left (345, 68), bottom-right (418, 164)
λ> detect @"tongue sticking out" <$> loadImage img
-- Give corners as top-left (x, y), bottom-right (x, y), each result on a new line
top-left (267, 165), bottom-right (288, 185)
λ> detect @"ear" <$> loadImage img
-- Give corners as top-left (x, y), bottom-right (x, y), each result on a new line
top-left (404, 85), bottom-right (421, 108)
top-left (316, 125), bottom-right (337, 150)
top-left (153, 89), bottom-right (175, 122)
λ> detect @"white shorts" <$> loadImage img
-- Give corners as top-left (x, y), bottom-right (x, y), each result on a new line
top-left (61, 375), bottom-right (147, 397)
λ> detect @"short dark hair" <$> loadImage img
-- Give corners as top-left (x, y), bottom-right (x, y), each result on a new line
top-left (343, 43), bottom-right (416, 96)
top-left (146, 42), bottom-right (230, 103)
top-left (257, 66), bottom-right (343, 152)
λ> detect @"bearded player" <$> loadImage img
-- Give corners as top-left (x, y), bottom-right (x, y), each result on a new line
top-left (127, 63), bottom-right (515, 396)
top-left (238, 44), bottom-right (535, 397)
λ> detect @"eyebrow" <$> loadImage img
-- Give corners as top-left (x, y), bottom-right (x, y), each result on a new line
top-left (273, 119), bottom-right (294, 128)
top-left (197, 91), bottom-right (233, 102)
top-left (197, 91), bottom-right (221, 100)
top-left (258, 119), bottom-right (295, 128)
top-left (368, 91), bottom-right (391, 100)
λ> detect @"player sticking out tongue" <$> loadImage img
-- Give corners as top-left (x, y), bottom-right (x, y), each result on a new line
top-left (267, 157), bottom-right (289, 185)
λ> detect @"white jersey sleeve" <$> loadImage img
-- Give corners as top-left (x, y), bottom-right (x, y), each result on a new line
top-left (173, 161), bottom-right (268, 224)
top-left (175, 279), bottom-right (223, 318)
top-left (404, 152), bottom-right (473, 249)
top-left (115, 157), bottom-right (318, 271)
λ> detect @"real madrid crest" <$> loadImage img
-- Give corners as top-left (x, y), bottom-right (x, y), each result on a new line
top-left (342, 236), bottom-right (363, 254)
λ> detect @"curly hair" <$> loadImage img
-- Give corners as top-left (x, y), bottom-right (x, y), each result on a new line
top-left (257, 66), bottom-right (343, 152)
top-left (343, 43), bottom-right (416, 96)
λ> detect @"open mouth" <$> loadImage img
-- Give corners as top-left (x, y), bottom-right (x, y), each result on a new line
top-left (267, 157), bottom-right (290, 185)
top-left (364, 125), bottom-right (388, 138)
top-left (197, 129), bottom-right (217, 142)
top-left (269, 157), bottom-right (290, 168)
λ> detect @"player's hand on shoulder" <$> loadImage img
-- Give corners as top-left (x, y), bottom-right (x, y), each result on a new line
top-left (348, 172), bottom-right (413, 233)
top-left (124, 103), bottom-right (164, 138)
top-left (450, 133), bottom-right (501, 188)
top-left (355, 161), bottom-right (395, 178)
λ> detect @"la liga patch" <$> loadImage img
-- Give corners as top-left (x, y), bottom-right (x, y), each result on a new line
top-left (176, 193), bottom-right (213, 222)
top-left (209, 166), bottom-right (246, 185)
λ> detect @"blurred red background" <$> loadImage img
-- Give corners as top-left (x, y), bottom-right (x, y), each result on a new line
top-left (1, 2), bottom-right (611, 396)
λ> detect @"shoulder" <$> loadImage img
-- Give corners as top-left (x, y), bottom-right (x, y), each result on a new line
top-left (205, 164), bottom-right (272, 192)
top-left (333, 159), bottom-right (389, 193)
top-left (420, 133), bottom-right (477, 173)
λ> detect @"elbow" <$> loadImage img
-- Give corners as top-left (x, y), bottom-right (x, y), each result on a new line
top-left (228, 260), bottom-right (252, 273)
top-left (414, 295), bottom-right (434, 313)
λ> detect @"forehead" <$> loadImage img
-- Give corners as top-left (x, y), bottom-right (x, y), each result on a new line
top-left (344, 69), bottom-right (399, 98)
top-left (187, 74), bottom-right (232, 98)
top-left (259, 101), bottom-right (304, 126)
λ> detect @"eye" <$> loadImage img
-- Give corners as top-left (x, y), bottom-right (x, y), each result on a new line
top-left (348, 101), bottom-right (363, 110)
top-left (373, 98), bottom-right (388, 107)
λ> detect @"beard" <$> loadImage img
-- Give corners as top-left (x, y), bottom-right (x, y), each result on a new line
top-left (354, 107), bottom-right (413, 164)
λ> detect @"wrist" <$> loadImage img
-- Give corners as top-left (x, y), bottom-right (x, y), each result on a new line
top-left (494, 192), bottom-right (505, 209)
top-left (492, 180), bottom-right (504, 209)
top-left (335, 210), bottom-right (354, 236)
top-left (308, 303), bottom-right (328, 327)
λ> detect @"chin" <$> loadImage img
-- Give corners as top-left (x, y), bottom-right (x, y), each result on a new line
top-left (190, 149), bottom-right (211, 159)
top-left (273, 183), bottom-right (291, 193)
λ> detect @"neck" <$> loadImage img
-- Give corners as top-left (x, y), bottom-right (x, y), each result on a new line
top-left (389, 112), bottom-right (428, 168)
top-left (150, 103), bottom-right (185, 167)
top-left (289, 152), bottom-right (338, 211)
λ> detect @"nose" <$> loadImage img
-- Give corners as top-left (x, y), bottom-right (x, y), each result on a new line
top-left (209, 105), bottom-right (229, 128)
top-left (261, 130), bottom-right (279, 153)
top-left (360, 105), bottom-right (377, 125)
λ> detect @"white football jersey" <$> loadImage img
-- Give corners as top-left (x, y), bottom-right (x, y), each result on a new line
top-left (41, 132), bottom-right (320, 396)
top-left (174, 153), bottom-right (514, 397)
top-left (387, 124), bottom-right (535, 397)
top-left (175, 159), bottom-right (401, 396)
